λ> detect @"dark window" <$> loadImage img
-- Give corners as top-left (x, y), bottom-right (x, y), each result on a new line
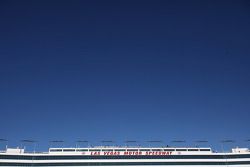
top-left (76, 149), bottom-right (88, 152)
top-left (139, 149), bottom-right (150, 151)
top-left (188, 149), bottom-right (199, 151)
top-left (50, 149), bottom-right (62, 152)
top-left (164, 149), bottom-right (175, 151)
top-left (63, 149), bottom-right (75, 152)
top-left (127, 149), bottom-right (138, 151)
top-left (176, 149), bottom-right (187, 151)
top-left (102, 149), bottom-right (114, 151)
top-left (200, 149), bottom-right (211, 151)
top-left (114, 149), bottom-right (126, 151)
top-left (151, 149), bottom-right (162, 151)
top-left (89, 149), bottom-right (101, 151)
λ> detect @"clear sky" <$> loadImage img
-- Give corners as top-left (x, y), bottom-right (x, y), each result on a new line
top-left (0, 0), bottom-right (250, 152)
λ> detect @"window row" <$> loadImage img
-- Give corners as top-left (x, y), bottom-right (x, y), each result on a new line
top-left (50, 148), bottom-right (211, 152)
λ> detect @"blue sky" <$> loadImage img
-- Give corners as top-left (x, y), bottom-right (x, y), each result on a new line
top-left (0, 0), bottom-right (250, 152)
